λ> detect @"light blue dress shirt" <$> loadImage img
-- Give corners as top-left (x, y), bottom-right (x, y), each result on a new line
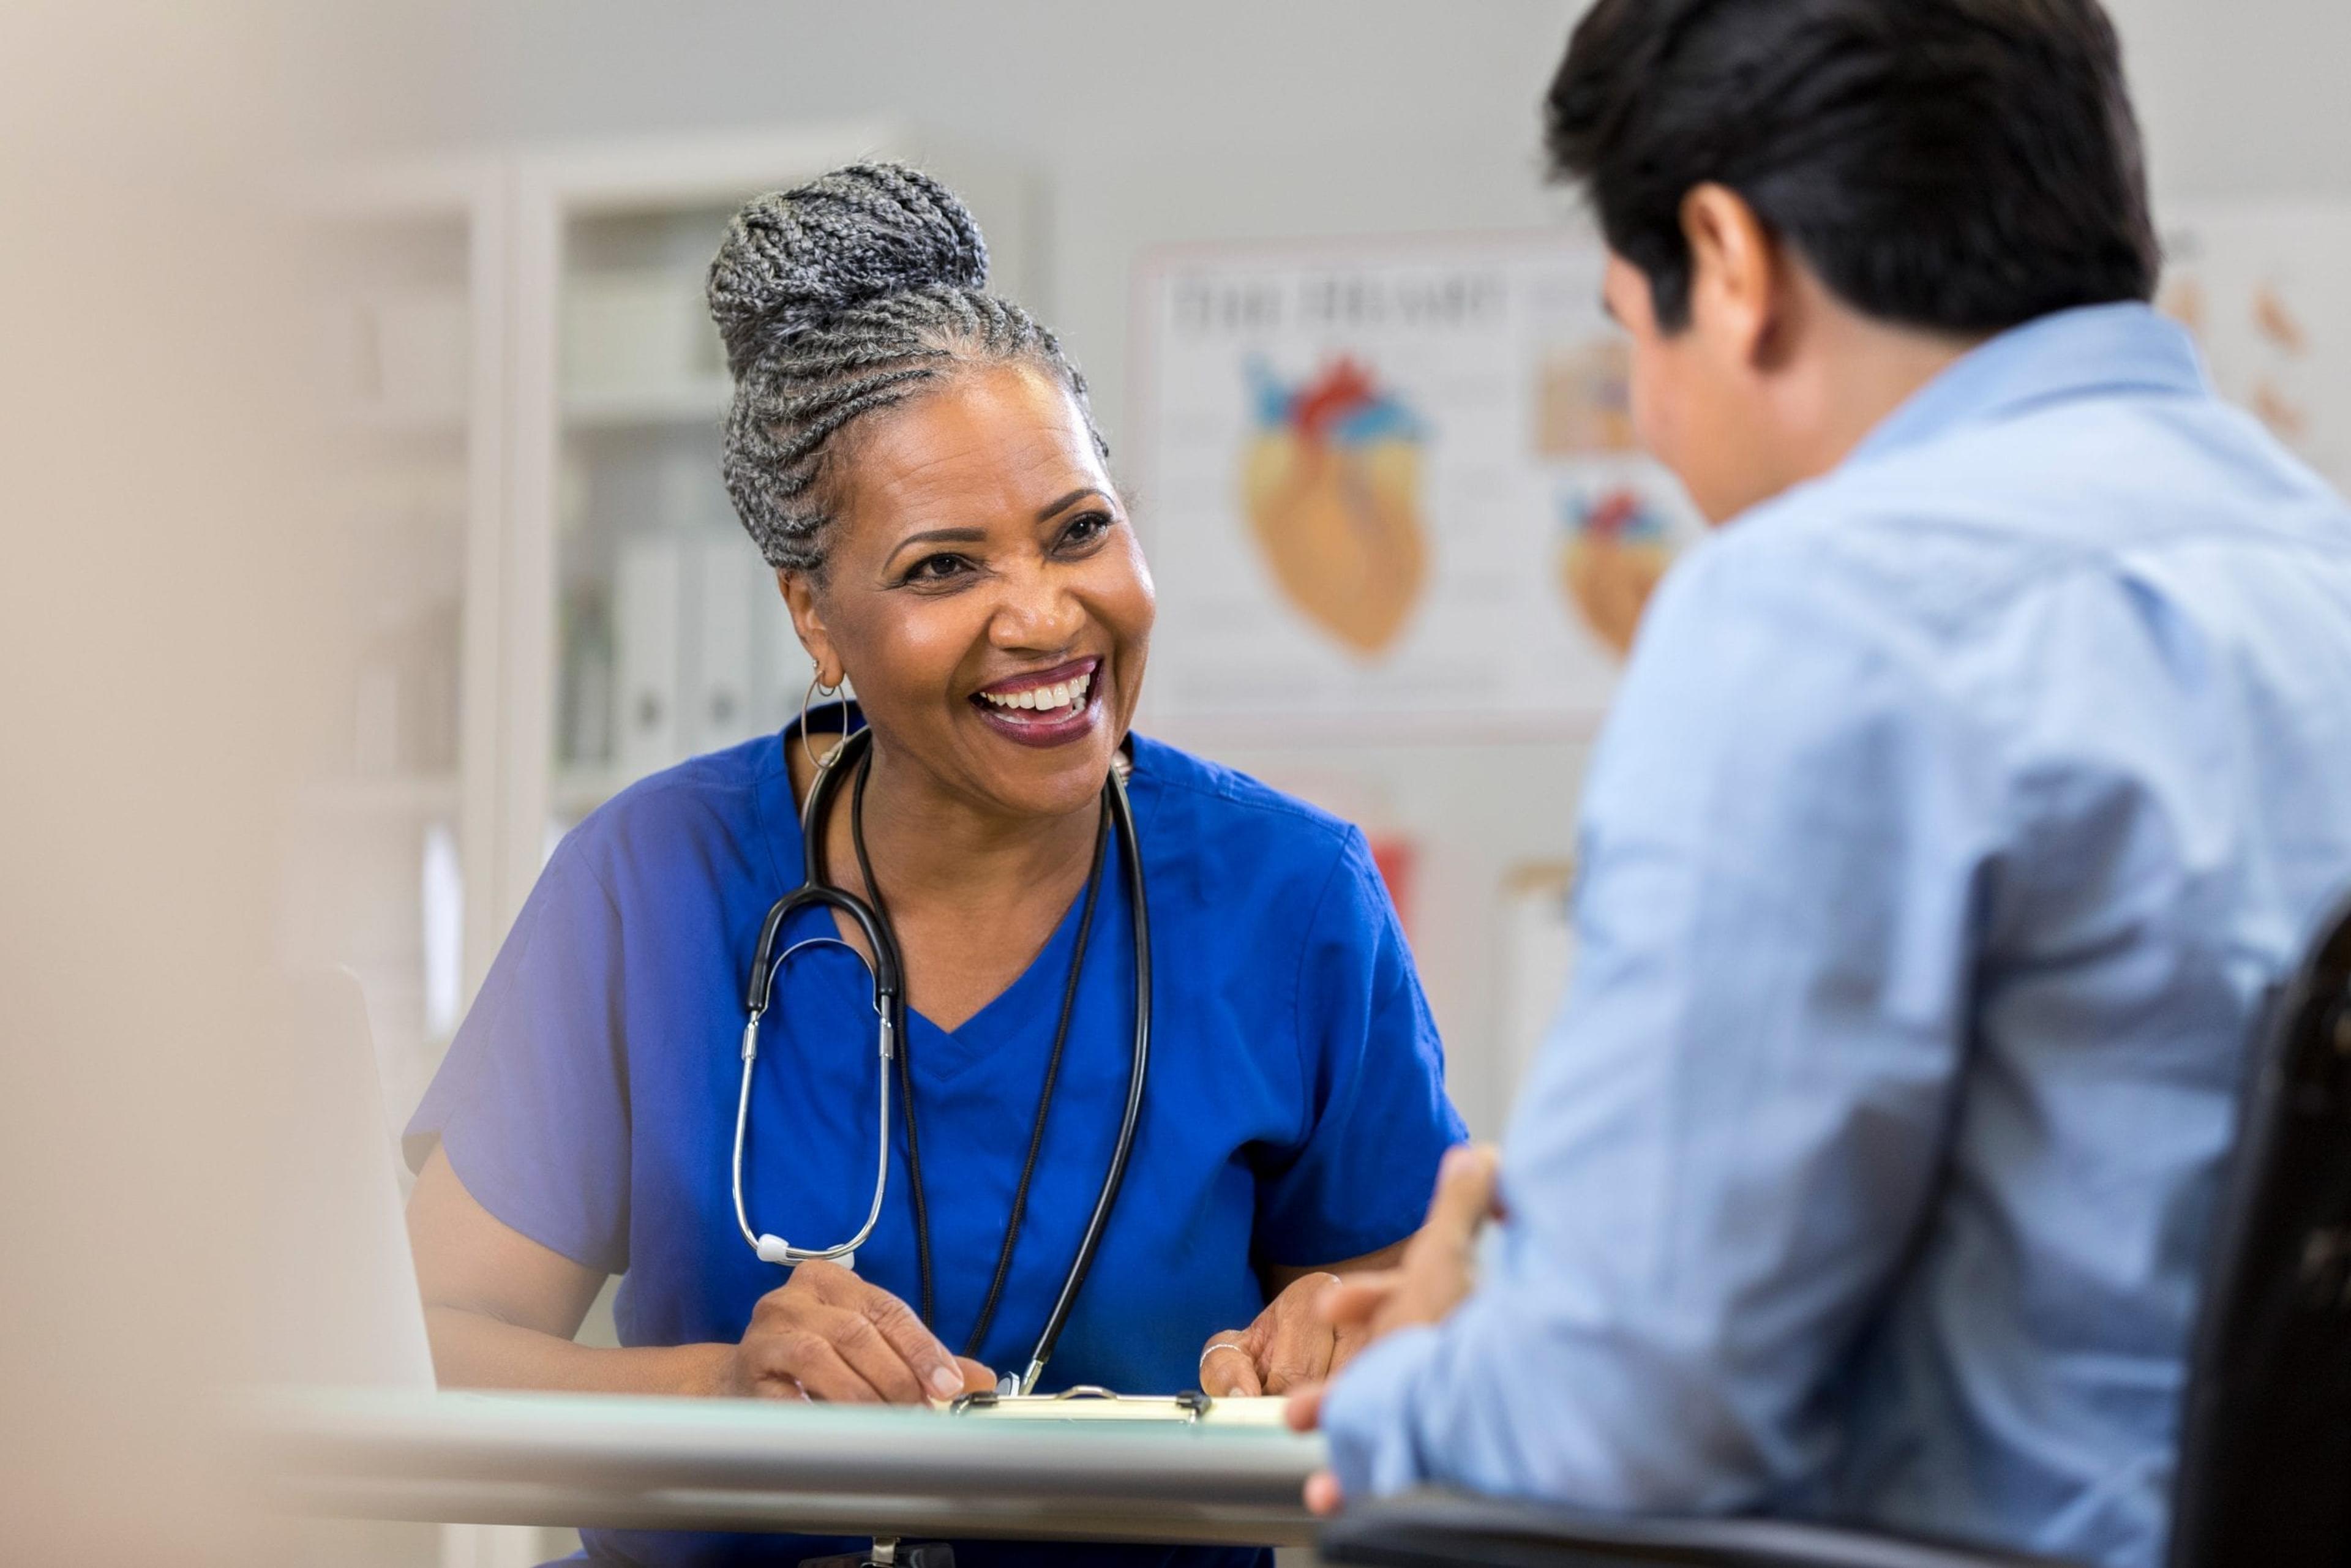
top-left (1322, 304), bottom-right (2351, 1567)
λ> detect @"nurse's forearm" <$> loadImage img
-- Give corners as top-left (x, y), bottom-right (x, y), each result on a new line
top-left (422, 1304), bottom-right (732, 1396)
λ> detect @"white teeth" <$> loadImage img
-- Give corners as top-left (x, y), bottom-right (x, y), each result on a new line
top-left (979, 669), bottom-right (1095, 716)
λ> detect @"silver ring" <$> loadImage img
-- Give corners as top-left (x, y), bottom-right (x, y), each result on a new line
top-left (1199, 1340), bottom-right (1253, 1382)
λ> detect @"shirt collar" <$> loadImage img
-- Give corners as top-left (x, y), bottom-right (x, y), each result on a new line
top-left (1847, 302), bottom-right (2208, 470)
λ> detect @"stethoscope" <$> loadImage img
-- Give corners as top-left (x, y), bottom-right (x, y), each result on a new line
top-left (731, 715), bottom-right (1151, 1395)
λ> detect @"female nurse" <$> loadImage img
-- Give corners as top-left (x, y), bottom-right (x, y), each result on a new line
top-left (401, 163), bottom-right (1464, 1568)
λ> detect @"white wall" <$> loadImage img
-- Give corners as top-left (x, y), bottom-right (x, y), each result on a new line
top-left (318, 0), bottom-right (2351, 1133)
top-left (320, 0), bottom-right (2351, 422)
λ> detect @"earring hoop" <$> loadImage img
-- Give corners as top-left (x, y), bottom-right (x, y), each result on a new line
top-left (800, 669), bottom-right (850, 777)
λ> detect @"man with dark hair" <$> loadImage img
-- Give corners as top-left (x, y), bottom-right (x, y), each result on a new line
top-left (1291, 2), bottom-right (2351, 1564)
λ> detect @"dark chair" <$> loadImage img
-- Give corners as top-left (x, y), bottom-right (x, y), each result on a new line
top-left (1322, 891), bottom-right (2351, 1568)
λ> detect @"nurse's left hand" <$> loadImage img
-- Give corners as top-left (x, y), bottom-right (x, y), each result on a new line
top-left (1198, 1271), bottom-right (1362, 1397)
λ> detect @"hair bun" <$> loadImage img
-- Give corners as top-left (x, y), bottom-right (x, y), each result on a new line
top-left (707, 161), bottom-right (990, 377)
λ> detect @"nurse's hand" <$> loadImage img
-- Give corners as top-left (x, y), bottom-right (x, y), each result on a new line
top-left (718, 1260), bottom-right (993, 1404)
top-left (1198, 1271), bottom-right (1363, 1397)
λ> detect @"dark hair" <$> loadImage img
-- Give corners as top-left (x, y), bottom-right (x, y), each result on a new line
top-left (1544, 0), bottom-right (2159, 332)
top-left (707, 162), bottom-right (1108, 575)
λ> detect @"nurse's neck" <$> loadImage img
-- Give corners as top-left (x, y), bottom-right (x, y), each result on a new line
top-left (863, 745), bottom-right (1098, 888)
top-left (797, 733), bottom-right (1104, 1030)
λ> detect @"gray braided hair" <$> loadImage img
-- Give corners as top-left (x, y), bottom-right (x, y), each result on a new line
top-left (708, 162), bottom-right (1110, 576)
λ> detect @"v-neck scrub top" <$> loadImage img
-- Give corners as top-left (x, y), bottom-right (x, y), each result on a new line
top-left (405, 724), bottom-right (1466, 1568)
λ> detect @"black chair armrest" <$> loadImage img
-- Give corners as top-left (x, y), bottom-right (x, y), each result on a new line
top-left (1318, 1490), bottom-right (2082, 1568)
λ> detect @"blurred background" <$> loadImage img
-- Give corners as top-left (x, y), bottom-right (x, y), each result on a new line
top-left (4, 2), bottom-right (2346, 1565)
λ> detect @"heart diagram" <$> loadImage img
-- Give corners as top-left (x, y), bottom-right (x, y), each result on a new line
top-left (1239, 358), bottom-right (1430, 658)
top-left (1559, 486), bottom-right (1674, 658)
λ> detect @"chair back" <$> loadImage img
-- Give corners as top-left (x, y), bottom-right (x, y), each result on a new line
top-left (2165, 891), bottom-right (2351, 1568)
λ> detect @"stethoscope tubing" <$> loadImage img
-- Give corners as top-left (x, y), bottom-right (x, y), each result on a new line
top-left (731, 936), bottom-right (895, 1267)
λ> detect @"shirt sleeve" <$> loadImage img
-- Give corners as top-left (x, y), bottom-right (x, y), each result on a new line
top-left (1322, 535), bottom-right (1993, 1507)
top-left (403, 842), bottom-right (634, 1277)
top-left (1254, 825), bottom-right (1469, 1267)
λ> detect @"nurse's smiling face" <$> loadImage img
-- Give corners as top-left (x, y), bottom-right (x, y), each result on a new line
top-left (779, 361), bottom-right (1155, 822)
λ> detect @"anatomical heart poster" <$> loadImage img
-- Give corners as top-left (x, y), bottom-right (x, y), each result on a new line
top-left (1132, 232), bottom-right (1703, 732)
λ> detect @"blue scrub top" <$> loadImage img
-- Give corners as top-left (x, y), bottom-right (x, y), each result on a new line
top-left (407, 718), bottom-right (1465, 1568)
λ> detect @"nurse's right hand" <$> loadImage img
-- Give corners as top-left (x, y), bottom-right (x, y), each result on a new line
top-left (717, 1259), bottom-right (994, 1404)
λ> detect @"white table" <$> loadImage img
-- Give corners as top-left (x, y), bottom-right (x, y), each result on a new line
top-left (244, 1387), bottom-right (1325, 1549)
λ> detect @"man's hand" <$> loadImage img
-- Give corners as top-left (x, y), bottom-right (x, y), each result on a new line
top-left (1322, 1143), bottom-right (1501, 1346)
top-left (1284, 1144), bottom-right (1503, 1514)
top-left (713, 1260), bottom-right (994, 1403)
top-left (1199, 1270), bottom-right (1365, 1396)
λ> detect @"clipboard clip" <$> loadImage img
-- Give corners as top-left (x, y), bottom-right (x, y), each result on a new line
top-left (946, 1386), bottom-right (1213, 1423)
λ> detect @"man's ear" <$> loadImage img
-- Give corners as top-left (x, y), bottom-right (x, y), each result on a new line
top-left (776, 568), bottom-right (839, 688)
top-left (1679, 182), bottom-right (1793, 372)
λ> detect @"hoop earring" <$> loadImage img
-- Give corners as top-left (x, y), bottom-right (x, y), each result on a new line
top-left (800, 669), bottom-right (850, 777)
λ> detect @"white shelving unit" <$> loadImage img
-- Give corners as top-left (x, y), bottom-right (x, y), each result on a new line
top-left (287, 156), bottom-right (509, 1127)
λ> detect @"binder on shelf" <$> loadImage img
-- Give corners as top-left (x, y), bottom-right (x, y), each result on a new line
top-left (688, 533), bottom-right (756, 754)
top-left (615, 535), bottom-right (684, 779)
top-left (558, 581), bottom-right (615, 768)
